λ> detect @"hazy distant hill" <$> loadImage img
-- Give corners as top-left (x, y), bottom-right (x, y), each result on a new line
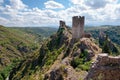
top-left (11, 26), bottom-right (120, 46)
top-left (10, 27), bottom-right (57, 38)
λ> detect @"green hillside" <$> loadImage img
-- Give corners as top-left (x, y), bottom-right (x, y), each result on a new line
top-left (85, 26), bottom-right (120, 45)
top-left (0, 25), bottom-right (39, 80)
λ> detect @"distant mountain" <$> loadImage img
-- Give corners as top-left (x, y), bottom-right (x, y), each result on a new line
top-left (12, 26), bottom-right (120, 46)
top-left (10, 27), bottom-right (57, 38)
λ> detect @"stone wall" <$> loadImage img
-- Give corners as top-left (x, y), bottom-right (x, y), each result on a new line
top-left (85, 53), bottom-right (120, 80)
top-left (97, 54), bottom-right (120, 66)
top-left (72, 16), bottom-right (85, 39)
top-left (59, 20), bottom-right (66, 28)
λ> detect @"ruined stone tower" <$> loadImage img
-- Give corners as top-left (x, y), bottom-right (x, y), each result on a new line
top-left (59, 20), bottom-right (66, 28)
top-left (72, 16), bottom-right (85, 38)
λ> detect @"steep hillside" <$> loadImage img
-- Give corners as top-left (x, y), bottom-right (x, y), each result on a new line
top-left (85, 26), bottom-right (120, 45)
top-left (8, 25), bottom-right (103, 80)
top-left (0, 25), bottom-right (39, 80)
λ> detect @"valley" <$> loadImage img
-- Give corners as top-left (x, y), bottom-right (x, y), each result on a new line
top-left (0, 23), bottom-right (120, 80)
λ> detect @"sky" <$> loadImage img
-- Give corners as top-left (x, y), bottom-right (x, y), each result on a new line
top-left (0, 0), bottom-right (120, 27)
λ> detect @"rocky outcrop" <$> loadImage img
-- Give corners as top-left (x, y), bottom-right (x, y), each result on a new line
top-left (80, 38), bottom-right (102, 54)
top-left (44, 65), bottom-right (80, 80)
top-left (85, 53), bottom-right (120, 80)
top-left (44, 37), bottom-right (102, 80)
top-left (44, 56), bottom-right (81, 80)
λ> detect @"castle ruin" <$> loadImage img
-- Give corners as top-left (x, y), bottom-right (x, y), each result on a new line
top-left (59, 16), bottom-right (89, 39)
top-left (86, 53), bottom-right (120, 80)
top-left (59, 20), bottom-right (66, 28)
top-left (72, 16), bottom-right (85, 39)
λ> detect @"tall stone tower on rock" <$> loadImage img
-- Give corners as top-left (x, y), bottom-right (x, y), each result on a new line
top-left (72, 16), bottom-right (85, 39)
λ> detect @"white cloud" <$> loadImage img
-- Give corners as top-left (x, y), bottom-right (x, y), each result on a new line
top-left (9, 0), bottom-right (27, 10)
top-left (70, 0), bottom-right (84, 5)
top-left (70, 0), bottom-right (118, 9)
top-left (68, 0), bottom-right (120, 25)
top-left (0, 0), bottom-right (120, 26)
top-left (85, 0), bottom-right (108, 9)
top-left (44, 0), bottom-right (64, 9)
top-left (0, 17), bottom-right (9, 25)
top-left (85, 0), bottom-right (118, 9)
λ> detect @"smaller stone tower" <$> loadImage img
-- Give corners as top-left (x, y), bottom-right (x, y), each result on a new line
top-left (72, 16), bottom-right (85, 39)
top-left (59, 20), bottom-right (66, 28)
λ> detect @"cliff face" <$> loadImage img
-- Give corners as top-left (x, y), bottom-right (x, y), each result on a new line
top-left (85, 54), bottom-right (120, 80)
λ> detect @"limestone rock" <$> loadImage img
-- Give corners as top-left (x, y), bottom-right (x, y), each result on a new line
top-left (44, 65), bottom-right (80, 80)
top-left (80, 38), bottom-right (102, 53)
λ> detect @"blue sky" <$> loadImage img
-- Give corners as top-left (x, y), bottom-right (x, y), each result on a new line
top-left (0, 0), bottom-right (120, 27)
top-left (22, 0), bottom-right (70, 9)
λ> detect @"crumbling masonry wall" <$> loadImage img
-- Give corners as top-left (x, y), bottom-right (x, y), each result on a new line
top-left (97, 54), bottom-right (120, 66)
top-left (85, 53), bottom-right (120, 80)
top-left (72, 16), bottom-right (85, 39)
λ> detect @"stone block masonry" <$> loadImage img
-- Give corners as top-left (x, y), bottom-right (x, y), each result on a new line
top-left (59, 20), bottom-right (66, 28)
top-left (85, 53), bottom-right (120, 80)
top-left (59, 16), bottom-right (90, 39)
top-left (72, 16), bottom-right (85, 39)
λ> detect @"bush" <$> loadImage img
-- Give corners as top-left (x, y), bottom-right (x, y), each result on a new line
top-left (78, 61), bottom-right (91, 71)
top-left (71, 50), bottom-right (91, 71)
top-left (71, 58), bottom-right (83, 68)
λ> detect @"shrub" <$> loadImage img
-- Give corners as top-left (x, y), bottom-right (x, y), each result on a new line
top-left (71, 50), bottom-right (91, 71)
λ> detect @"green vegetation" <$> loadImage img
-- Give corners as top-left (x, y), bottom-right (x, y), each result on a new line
top-left (86, 26), bottom-right (120, 45)
top-left (0, 26), bottom-right (57, 80)
top-left (44, 45), bottom-right (64, 66)
top-left (71, 50), bottom-right (92, 71)
top-left (0, 25), bottom-right (42, 80)
top-left (7, 26), bottom-right (69, 80)
top-left (99, 35), bottom-right (120, 56)
top-left (86, 26), bottom-right (120, 55)
top-left (0, 60), bottom-right (19, 80)
top-left (38, 34), bottom-right (65, 67)
top-left (10, 27), bottom-right (57, 38)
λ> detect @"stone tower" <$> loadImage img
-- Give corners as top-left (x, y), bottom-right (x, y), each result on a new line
top-left (72, 16), bottom-right (85, 39)
top-left (59, 20), bottom-right (66, 28)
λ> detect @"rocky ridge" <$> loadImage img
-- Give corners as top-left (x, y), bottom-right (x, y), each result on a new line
top-left (41, 25), bottom-right (102, 80)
